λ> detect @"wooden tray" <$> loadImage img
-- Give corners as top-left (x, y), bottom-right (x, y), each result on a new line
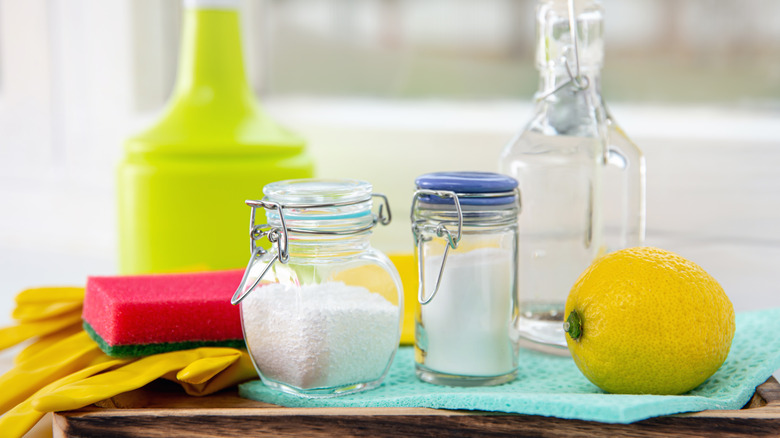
top-left (53, 377), bottom-right (780, 437)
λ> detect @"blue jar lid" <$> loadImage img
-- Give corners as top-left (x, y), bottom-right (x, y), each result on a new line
top-left (414, 172), bottom-right (519, 206)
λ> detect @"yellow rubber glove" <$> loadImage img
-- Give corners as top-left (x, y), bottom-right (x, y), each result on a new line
top-left (14, 323), bottom-right (84, 364)
top-left (0, 311), bottom-right (83, 351)
top-left (175, 353), bottom-right (244, 384)
top-left (11, 300), bottom-right (82, 322)
top-left (14, 287), bottom-right (85, 305)
top-left (0, 286), bottom-right (85, 352)
top-left (0, 357), bottom-right (130, 438)
top-left (0, 331), bottom-right (105, 414)
top-left (0, 285), bottom-right (258, 437)
top-left (32, 347), bottom-right (256, 413)
top-left (173, 349), bottom-right (257, 396)
top-left (1, 340), bottom-right (255, 437)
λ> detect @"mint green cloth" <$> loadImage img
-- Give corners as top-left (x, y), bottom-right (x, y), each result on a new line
top-left (239, 308), bottom-right (780, 424)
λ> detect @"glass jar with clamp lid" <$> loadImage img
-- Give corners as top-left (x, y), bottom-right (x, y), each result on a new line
top-left (412, 172), bottom-right (521, 386)
top-left (232, 179), bottom-right (402, 397)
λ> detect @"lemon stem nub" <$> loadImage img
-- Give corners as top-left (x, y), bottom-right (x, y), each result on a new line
top-left (565, 310), bottom-right (583, 341)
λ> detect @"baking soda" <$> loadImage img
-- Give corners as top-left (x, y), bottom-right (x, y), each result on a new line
top-left (241, 281), bottom-right (399, 390)
top-left (420, 246), bottom-right (516, 376)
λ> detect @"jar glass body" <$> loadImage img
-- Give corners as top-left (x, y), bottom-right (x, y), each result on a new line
top-left (236, 180), bottom-right (402, 397)
top-left (413, 201), bottom-right (520, 386)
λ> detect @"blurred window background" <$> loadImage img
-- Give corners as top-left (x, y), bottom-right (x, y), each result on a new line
top-left (132, 0), bottom-right (780, 105)
top-left (2, 0), bottom-right (778, 177)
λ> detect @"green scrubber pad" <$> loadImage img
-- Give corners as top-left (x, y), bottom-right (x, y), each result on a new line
top-left (82, 321), bottom-right (245, 358)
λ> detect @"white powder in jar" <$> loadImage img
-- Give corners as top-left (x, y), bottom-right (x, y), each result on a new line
top-left (420, 246), bottom-right (516, 376)
top-left (241, 281), bottom-right (399, 390)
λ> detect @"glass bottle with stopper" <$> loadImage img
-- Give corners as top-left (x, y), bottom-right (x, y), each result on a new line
top-left (498, 0), bottom-right (645, 353)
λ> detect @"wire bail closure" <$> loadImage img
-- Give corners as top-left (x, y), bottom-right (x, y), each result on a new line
top-left (411, 190), bottom-right (464, 306)
top-left (411, 187), bottom-right (520, 306)
top-left (230, 193), bottom-right (391, 305)
top-left (535, 0), bottom-right (590, 102)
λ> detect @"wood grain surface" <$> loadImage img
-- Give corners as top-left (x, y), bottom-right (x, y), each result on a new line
top-left (52, 377), bottom-right (780, 437)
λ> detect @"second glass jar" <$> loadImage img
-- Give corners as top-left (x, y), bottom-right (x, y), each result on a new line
top-left (412, 172), bottom-right (521, 387)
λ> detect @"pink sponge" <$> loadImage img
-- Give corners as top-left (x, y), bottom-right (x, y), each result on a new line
top-left (83, 269), bottom-right (245, 357)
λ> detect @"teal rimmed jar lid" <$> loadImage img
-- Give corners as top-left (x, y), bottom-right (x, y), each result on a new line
top-left (262, 179), bottom-right (376, 233)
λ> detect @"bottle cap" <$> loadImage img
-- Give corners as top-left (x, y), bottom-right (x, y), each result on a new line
top-left (414, 172), bottom-right (518, 206)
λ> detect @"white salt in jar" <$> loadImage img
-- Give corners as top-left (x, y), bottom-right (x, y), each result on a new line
top-left (231, 179), bottom-right (402, 397)
top-left (412, 172), bottom-right (521, 386)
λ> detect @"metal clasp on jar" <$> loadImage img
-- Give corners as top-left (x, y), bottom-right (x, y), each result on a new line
top-left (411, 188), bottom-right (521, 305)
top-left (230, 194), bottom-right (392, 305)
top-left (410, 190), bottom-right (463, 305)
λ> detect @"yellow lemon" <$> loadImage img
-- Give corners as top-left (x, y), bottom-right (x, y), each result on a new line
top-left (564, 247), bottom-right (735, 395)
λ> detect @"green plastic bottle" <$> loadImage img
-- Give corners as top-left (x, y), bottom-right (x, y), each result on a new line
top-left (118, 1), bottom-right (313, 274)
